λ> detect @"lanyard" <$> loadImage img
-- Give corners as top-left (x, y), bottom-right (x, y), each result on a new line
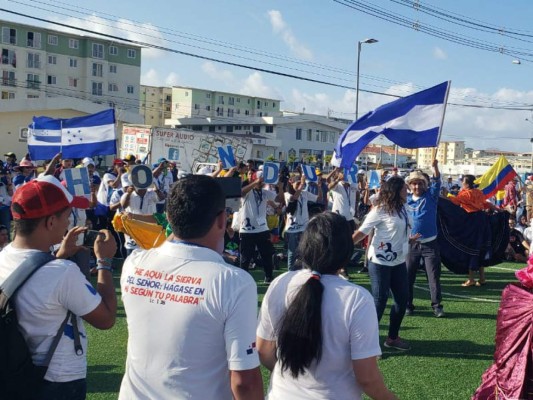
top-left (71, 209), bottom-right (78, 227)
top-left (139, 193), bottom-right (145, 211)
top-left (297, 196), bottom-right (303, 216)
top-left (344, 185), bottom-right (351, 207)
top-left (253, 189), bottom-right (263, 215)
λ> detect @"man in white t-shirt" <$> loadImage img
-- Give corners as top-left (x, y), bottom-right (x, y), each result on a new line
top-left (152, 157), bottom-right (174, 214)
top-left (119, 175), bottom-right (263, 399)
top-left (284, 174), bottom-right (321, 270)
top-left (329, 168), bottom-right (357, 232)
top-left (239, 173), bottom-right (284, 283)
top-left (0, 175), bottom-right (117, 399)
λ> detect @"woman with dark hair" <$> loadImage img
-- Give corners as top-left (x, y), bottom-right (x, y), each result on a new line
top-left (257, 212), bottom-right (396, 400)
top-left (352, 176), bottom-right (414, 351)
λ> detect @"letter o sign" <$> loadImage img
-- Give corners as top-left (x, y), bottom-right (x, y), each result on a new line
top-left (131, 165), bottom-right (153, 189)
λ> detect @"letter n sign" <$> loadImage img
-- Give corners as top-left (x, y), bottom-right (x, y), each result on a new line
top-left (217, 145), bottom-right (236, 169)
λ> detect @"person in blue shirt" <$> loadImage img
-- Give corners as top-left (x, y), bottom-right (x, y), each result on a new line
top-left (405, 160), bottom-right (444, 318)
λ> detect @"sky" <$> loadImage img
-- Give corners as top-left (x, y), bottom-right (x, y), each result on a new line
top-left (3, 0), bottom-right (533, 152)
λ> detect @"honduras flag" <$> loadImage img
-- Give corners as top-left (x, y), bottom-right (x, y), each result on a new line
top-left (28, 109), bottom-right (116, 160)
top-left (333, 82), bottom-right (450, 168)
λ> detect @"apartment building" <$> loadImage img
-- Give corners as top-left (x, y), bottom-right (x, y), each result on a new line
top-left (140, 85), bottom-right (172, 126)
top-left (0, 19), bottom-right (142, 157)
top-left (170, 86), bottom-right (283, 119)
top-left (407, 141), bottom-right (466, 168)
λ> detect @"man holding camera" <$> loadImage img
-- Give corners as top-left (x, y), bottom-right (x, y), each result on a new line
top-left (0, 175), bottom-right (117, 399)
top-left (119, 175), bottom-right (263, 399)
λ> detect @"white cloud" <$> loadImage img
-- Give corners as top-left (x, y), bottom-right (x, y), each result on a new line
top-left (165, 72), bottom-right (180, 86)
top-left (140, 68), bottom-right (161, 86)
top-left (267, 10), bottom-right (313, 61)
top-left (433, 47), bottom-right (447, 60)
top-left (47, 15), bottom-right (166, 59)
top-left (201, 62), bottom-right (236, 85)
top-left (239, 72), bottom-right (281, 99)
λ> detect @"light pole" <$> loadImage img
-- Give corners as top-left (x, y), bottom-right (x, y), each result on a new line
top-left (355, 38), bottom-right (378, 120)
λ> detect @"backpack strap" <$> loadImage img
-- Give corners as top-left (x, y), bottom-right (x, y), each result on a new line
top-left (41, 311), bottom-right (72, 367)
top-left (0, 252), bottom-right (55, 304)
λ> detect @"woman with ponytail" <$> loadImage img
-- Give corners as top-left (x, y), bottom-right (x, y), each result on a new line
top-left (257, 212), bottom-right (396, 400)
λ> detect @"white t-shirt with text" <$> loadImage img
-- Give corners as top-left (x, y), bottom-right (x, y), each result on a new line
top-left (283, 191), bottom-right (318, 233)
top-left (239, 188), bottom-right (277, 233)
top-left (119, 241), bottom-right (260, 399)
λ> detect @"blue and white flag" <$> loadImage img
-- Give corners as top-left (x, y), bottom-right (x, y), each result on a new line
top-left (28, 109), bottom-right (116, 160)
top-left (333, 82), bottom-right (450, 168)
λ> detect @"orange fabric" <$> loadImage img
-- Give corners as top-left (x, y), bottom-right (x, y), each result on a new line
top-left (449, 188), bottom-right (490, 213)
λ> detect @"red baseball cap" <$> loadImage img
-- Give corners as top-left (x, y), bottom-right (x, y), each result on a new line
top-left (113, 158), bottom-right (124, 165)
top-left (11, 175), bottom-right (90, 220)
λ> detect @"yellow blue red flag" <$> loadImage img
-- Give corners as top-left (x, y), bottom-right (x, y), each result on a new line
top-left (474, 155), bottom-right (517, 199)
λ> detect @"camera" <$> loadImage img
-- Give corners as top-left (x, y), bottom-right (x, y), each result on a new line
top-left (83, 230), bottom-right (103, 248)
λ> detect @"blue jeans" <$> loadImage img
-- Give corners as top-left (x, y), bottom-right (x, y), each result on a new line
top-left (38, 378), bottom-right (86, 400)
top-left (368, 260), bottom-right (408, 340)
top-left (285, 230), bottom-right (302, 271)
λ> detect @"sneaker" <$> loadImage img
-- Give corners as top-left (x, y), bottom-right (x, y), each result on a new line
top-left (263, 277), bottom-right (273, 284)
top-left (405, 305), bottom-right (414, 316)
top-left (433, 306), bottom-right (445, 318)
top-left (384, 337), bottom-right (411, 351)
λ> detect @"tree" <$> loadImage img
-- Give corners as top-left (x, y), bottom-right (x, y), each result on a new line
top-left (266, 154), bottom-right (275, 161)
top-left (304, 154), bottom-right (316, 164)
top-left (324, 154), bottom-right (332, 165)
top-left (288, 154), bottom-right (298, 164)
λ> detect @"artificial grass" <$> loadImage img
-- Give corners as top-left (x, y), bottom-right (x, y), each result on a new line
top-left (85, 261), bottom-right (524, 399)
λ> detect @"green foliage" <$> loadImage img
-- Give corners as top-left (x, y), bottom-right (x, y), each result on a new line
top-left (85, 255), bottom-right (521, 399)
top-left (266, 154), bottom-right (275, 161)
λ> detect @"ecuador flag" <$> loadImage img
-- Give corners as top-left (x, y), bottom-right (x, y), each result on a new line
top-left (475, 155), bottom-right (517, 199)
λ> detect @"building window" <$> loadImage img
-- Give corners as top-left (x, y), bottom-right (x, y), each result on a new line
top-left (236, 98), bottom-right (240, 103)
top-left (307, 129), bottom-right (312, 141)
top-left (253, 126), bottom-right (260, 133)
top-left (266, 126), bottom-right (274, 133)
top-left (92, 81), bottom-right (103, 96)
top-left (92, 63), bottom-right (103, 77)
top-left (245, 110), bottom-right (250, 116)
top-left (227, 126), bottom-right (234, 133)
top-left (272, 102), bottom-right (276, 108)
top-left (109, 45), bottom-right (118, 56)
top-left (1, 49), bottom-right (16, 67)
top-left (235, 126), bottom-right (242, 130)
top-left (69, 58), bottom-right (78, 68)
top-left (27, 32), bottom-right (41, 48)
top-left (321, 132), bottom-right (327, 142)
top-left (228, 97), bottom-right (234, 105)
top-left (48, 55), bottom-right (57, 65)
top-left (27, 53), bottom-right (41, 69)
top-left (296, 128), bottom-right (302, 140)
top-left (194, 103), bottom-right (200, 110)
top-left (127, 49), bottom-right (136, 58)
top-left (227, 109), bottom-right (234, 117)
top-left (47, 75), bottom-right (56, 85)
top-left (2, 27), bottom-right (16, 45)
top-left (236, 109), bottom-right (240, 114)
top-left (216, 107), bottom-right (223, 116)
top-left (92, 43), bottom-right (104, 59)
top-left (218, 95), bottom-right (224, 104)
top-left (1, 91), bottom-right (15, 99)
top-left (206, 93), bottom-right (211, 99)
top-left (2, 71), bottom-right (15, 86)
top-left (315, 131), bottom-right (320, 141)
top-left (205, 105), bottom-right (211, 111)
top-left (68, 77), bottom-right (78, 87)
top-left (69, 38), bottom-right (79, 49)
top-left (127, 85), bottom-right (134, 94)
top-left (257, 100), bottom-right (261, 108)
top-left (109, 64), bottom-right (117, 73)
top-left (27, 94), bottom-right (38, 99)
top-left (108, 83), bottom-right (118, 92)
top-left (208, 126), bottom-right (215, 132)
top-left (48, 35), bottom-right (58, 46)
top-left (26, 73), bottom-right (40, 89)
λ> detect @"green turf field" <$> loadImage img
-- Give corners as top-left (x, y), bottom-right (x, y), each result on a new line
top-left (85, 260), bottom-right (523, 399)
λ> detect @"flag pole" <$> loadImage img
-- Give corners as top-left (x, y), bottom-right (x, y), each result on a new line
top-left (59, 119), bottom-right (63, 155)
top-left (433, 80), bottom-right (451, 162)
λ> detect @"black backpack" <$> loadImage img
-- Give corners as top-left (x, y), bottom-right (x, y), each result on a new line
top-left (0, 252), bottom-right (74, 400)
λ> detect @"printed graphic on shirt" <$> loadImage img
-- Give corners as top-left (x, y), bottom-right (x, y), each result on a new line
top-left (123, 267), bottom-right (206, 306)
top-left (375, 241), bottom-right (398, 262)
top-left (246, 341), bottom-right (257, 355)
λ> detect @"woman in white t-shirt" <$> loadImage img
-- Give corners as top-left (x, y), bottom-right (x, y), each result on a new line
top-left (257, 212), bottom-right (397, 400)
top-left (353, 176), bottom-right (415, 352)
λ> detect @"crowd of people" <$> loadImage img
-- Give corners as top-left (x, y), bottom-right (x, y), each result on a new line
top-left (0, 150), bottom-right (524, 399)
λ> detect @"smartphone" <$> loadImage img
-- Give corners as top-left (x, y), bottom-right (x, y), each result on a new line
top-left (83, 230), bottom-right (103, 248)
